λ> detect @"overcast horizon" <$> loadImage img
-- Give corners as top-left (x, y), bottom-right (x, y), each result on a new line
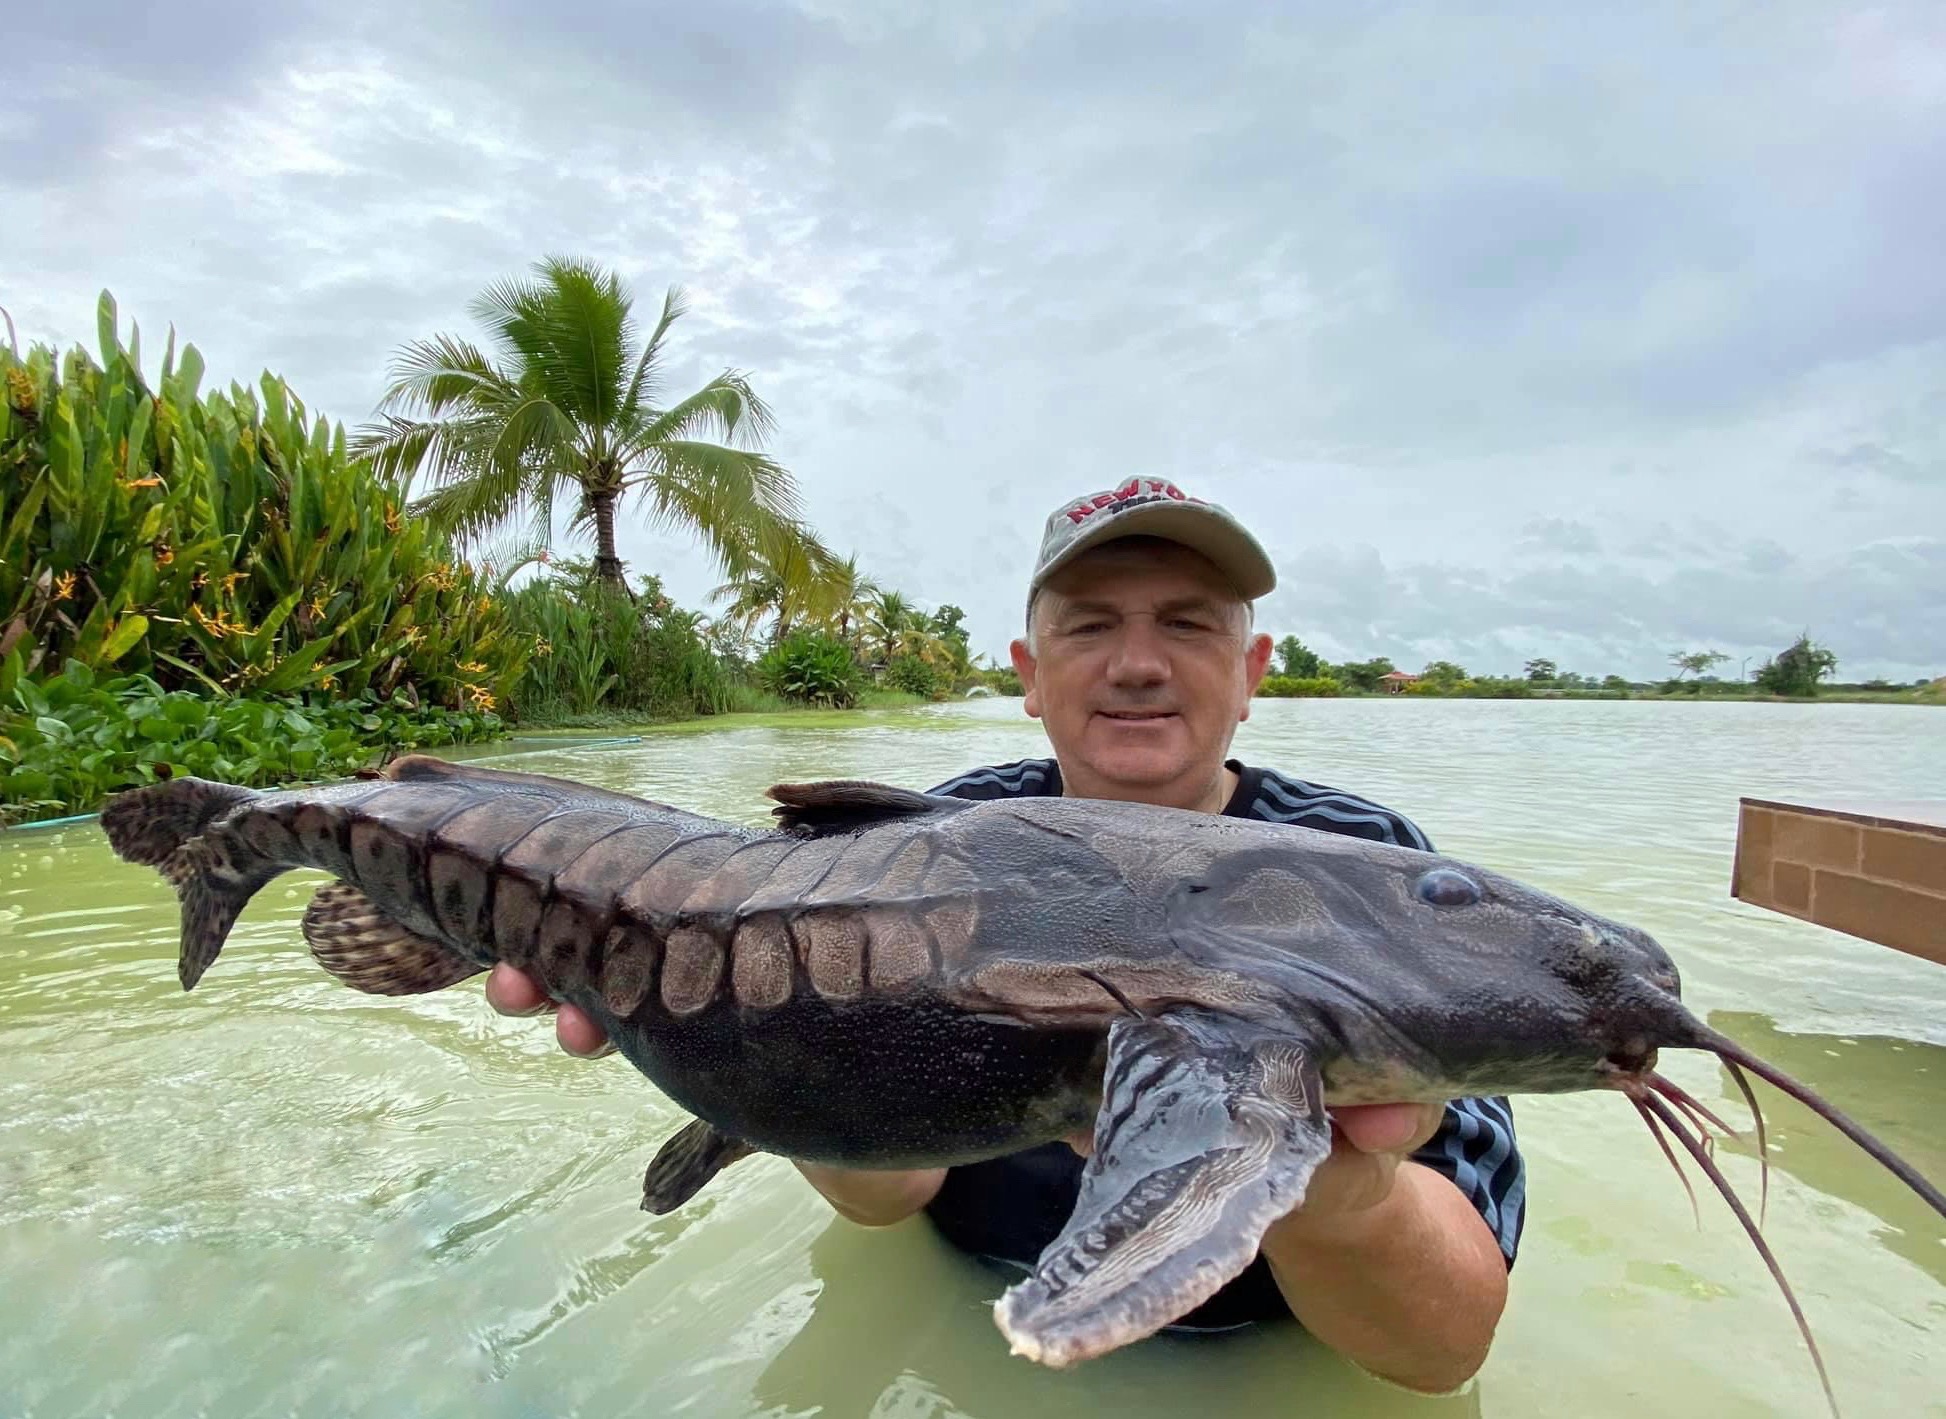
top-left (7, 2), bottom-right (1943, 683)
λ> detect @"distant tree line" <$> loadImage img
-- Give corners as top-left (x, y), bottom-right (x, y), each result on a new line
top-left (1258, 632), bottom-right (1936, 701)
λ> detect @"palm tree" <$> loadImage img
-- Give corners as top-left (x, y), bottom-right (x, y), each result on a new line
top-left (824, 554), bottom-right (881, 651)
top-left (708, 519), bottom-right (843, 643)
top-left (354, 256), bottom-right (800, 595)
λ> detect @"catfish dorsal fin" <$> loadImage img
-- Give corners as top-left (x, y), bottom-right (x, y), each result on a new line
top-left (766, 779), bottom-right (963, 836)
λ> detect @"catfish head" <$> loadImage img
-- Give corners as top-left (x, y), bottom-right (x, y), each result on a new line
top-left (1112, 813), bottom-right (1945, 1416)
top-left (1128, 820), bottom-right (1701, 1101)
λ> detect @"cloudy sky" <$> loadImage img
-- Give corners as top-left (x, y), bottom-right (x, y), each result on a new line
top-left (7, 1), bottom-right (1943, 681)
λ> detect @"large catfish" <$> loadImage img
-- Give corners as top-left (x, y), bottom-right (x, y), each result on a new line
top-left (101, 755), bottom-right (1944, 1413)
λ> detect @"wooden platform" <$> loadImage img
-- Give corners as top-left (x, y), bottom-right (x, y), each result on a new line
top-left (1732, 797), bottom-right (1946, 966)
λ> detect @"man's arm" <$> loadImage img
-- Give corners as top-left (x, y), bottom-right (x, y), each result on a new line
top-left (793, 1162), bottom-right (945, 1225)
top-left (1255, 1103), bottom-right (1510, 1394)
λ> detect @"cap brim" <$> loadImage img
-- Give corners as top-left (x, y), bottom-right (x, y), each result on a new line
top-left (1034, 502), bottom-right (1277, 600)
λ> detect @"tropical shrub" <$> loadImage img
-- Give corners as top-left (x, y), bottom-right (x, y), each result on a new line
top-left (501, 566), bottom-right (734, 721)
top-left (884, 653), bottom-right (942, 699)
top-left (0, 659), bottom-right (502, 822)
top-left (1257, 675), bottom-right (1343, 698)
top-left (968, 666), bottom-right (1025, 696)
top-left (1754, 633), bottom-right (1838, 697)
top-left (0, 293), bottom-right (526, 713)
top-left (1273, 635), bottom-right (1322, 679)
top-left (758, 631), bottom-right (859, 708)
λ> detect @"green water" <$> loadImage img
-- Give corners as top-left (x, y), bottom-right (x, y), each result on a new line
top-left (2, 697), bottom-right (1942, 1418)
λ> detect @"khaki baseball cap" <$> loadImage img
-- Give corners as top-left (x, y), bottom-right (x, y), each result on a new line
top-left (1028, 478), bottom-right (1278, 612)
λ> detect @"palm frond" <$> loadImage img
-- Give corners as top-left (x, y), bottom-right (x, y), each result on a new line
top-left (620, 285), bottom-right (688, 420)
top-left (625, 372), bottom-right (778, 458)
top-left (473, 257), bottom-right (633, 432)
top-left (407, 453), bottom-right (533, 547)
top-left (631, 437), bottom-right (803, 535)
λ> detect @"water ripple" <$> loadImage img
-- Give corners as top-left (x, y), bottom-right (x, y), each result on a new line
top-left (1, 698), bottom-right (1941, 1418)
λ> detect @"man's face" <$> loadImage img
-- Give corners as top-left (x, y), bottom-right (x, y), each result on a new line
top-left (1010, 540), bottom-right (1275, 802)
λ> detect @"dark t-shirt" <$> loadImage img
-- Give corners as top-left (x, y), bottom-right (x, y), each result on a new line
top-left (918, 756), bottom-right (1527, 1332)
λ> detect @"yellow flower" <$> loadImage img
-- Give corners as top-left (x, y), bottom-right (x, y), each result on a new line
top-left (309, 595), bottom-right (327, 618)
top-left (188, 603), bottom-right (245, 637)
top-left (154, 543), bottom-right (175, 567)
top-left (221, 570), bottom-right (246, 595)
top-left (319, 675), bottom-right (336, 690)
top-left (53, 571), bottom-right (76, 601)
top-left (534, 638), bottom-right (552, 657)
top-left (465, 684), bottom-right (496, 712)
top-left (4, 366), bottom-right (36, 415)
top-left (118, 475), bottom-right (162, 490)
top-left (384, 503), bottom-right (402, 535)
top-left (457, 660), bottom-right (487, 675)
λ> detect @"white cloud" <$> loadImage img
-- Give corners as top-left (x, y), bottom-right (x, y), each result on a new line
top-left (4, 0), bottom-right (1941, 680)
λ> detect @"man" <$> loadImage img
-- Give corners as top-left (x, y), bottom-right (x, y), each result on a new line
top-left (486, 479), bottom-right (1522, 1393)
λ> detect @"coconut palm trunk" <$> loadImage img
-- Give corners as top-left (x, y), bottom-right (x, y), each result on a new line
top-left (588, 488), bottom-right (627, 592)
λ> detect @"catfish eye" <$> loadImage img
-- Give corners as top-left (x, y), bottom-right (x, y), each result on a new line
top-left (1416, 868), bottom-right (1482, 907)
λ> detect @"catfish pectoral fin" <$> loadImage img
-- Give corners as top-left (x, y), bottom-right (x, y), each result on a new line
top-left (301, 882), bottom-right (483, 996)
top-left (641, 1118), bottom-right (757, 1214)
top-left (993, 1009), bottom-right (1332, 1368)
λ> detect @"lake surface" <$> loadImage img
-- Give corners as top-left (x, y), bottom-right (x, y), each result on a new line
top-left (2, 696), bottom-right (1942, 1418)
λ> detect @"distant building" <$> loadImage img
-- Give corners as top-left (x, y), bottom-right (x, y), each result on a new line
top-left (1379, 670), bottom-right (1419, 694)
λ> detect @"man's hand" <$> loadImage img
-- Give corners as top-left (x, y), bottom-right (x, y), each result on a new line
top-left (1061, 1099), bottom-right (1439, 1225)
top-left (1070, 1101), bottom-right (1502, 1393)
top-left (1267, 1100), bottom-right (1445, 1235)
top-left (1256, 1102), bottom-right (1507, 1394)
top-left (485, 962), bottom-right (615, 1058)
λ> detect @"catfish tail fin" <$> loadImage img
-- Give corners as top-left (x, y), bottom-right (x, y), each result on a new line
top-left (102, 777), bottom-right (282, 990)
top-left (161, 839), bottom-right (286, 989)
top-left (101, 776), bottom-right (258, 866)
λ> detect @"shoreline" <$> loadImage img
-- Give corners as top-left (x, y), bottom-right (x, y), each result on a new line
top-left (10, 688), bottom-right (1935, 832)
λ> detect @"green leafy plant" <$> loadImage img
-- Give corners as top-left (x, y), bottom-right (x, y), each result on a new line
top-left (1256, 675), bottom-right (1343, 698)
top-left (1273, 635), bottom-right (1321, 679)
top-left (758, 631), bottom-right (860, 708)
top-left (501, 565), bottom-right (735, 721)
top-left (884, 653), bottom-right (942, 699)
top-left (1754, 633), bottom-right (1839, 697)
top-left (0, 292), bottom-right (527, 713)
top-left (0, 659), bottom-right (503, 823)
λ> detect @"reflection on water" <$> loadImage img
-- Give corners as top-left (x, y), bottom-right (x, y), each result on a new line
top-left (0, 697), bottom-right (1941, 1417)
top-left (751, 1218), bottom-right (1484, 1419)
top-left (1701, 1009), bottom-right (1946, 1289)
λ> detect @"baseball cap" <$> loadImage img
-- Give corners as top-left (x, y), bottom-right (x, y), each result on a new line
top-left (1028, 479), bottom-right (1278, 613)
